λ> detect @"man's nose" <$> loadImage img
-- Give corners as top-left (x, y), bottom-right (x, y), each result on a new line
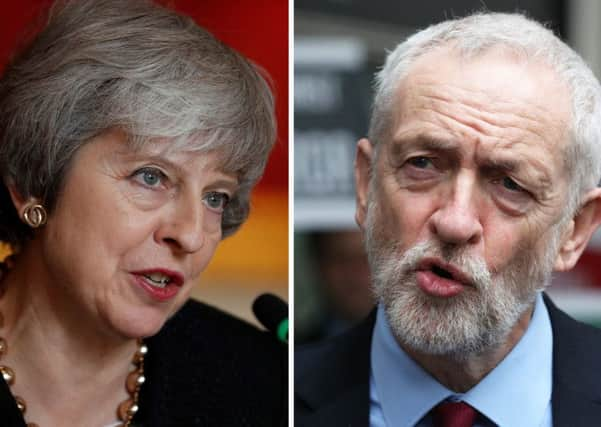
top-left (154, 194), bottom-right (205, 254)
top-left (428, 172), bottom-right (483, 246)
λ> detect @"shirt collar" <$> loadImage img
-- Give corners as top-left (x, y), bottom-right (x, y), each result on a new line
top-left (371, 292), bottom-right (552, 427)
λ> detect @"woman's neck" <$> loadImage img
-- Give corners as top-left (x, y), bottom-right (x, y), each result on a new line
top-left (0, 253), bottom-right (139, 427)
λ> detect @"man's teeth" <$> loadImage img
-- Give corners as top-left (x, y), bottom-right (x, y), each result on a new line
top-left (144, 273), bottom-right (171, 288)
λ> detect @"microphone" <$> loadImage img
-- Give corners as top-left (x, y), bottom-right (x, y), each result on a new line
top-left (252, 293), bottom-right (288, 343)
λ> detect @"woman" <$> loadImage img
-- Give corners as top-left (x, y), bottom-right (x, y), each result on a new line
top-left (0, 0), bottom-right (286, 426)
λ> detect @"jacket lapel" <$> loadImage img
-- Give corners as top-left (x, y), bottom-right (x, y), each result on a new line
top-left (298, 295), bottom-right (601, 426)
top-left (545, 294), bottom-right (601, 426)
top-left (299, 383), bottom-right (369, 426)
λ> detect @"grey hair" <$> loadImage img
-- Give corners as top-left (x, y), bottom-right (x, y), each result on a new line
top-left (369, 12), bottom-right (601, 217)
top-left (0, 0), bottom-right (276, 247)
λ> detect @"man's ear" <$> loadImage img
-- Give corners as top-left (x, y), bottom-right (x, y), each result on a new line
top-left (354, 138), bottom-right (374, 231)
top-left (555, 187), bottom-right (601, 271)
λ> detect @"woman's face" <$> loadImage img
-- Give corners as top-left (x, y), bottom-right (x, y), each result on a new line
top-left (39, 130), bottom-right (237, 339)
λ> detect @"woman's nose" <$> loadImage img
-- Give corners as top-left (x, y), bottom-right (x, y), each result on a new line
top-left (154, 195), bottom-right (205, 254)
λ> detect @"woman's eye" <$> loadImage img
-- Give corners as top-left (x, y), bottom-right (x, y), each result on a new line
top-left (203, 192), bottom-right (230, 212)
top-left (407, 156), bottom-right (433, 169)
top-left (132, 167), bottom-right (166, 188)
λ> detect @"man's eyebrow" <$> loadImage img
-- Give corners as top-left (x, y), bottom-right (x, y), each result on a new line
top-left (479, 154), bottom-right (553, 188)
top-left (479, 154), bottom-right (551, 176)
top-left (390, 134), bottom-right (459, 157)
top-left (479, 157), bottom-right (519, 173)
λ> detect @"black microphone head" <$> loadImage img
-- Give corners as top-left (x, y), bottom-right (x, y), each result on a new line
top-left (252, 293), bottom-right (288, 336)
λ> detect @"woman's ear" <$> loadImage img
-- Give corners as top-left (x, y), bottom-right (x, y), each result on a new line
top-left (554, 187), bottom-right (601, 271)
top-left (6, 182), bottom-right (29, 216)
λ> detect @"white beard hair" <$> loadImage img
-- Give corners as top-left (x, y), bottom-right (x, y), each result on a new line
top-left (364, 197), bottom-right (563, 360)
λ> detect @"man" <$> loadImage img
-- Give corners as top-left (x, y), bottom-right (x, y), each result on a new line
top-left (295, 12), bottom-right (601, 427)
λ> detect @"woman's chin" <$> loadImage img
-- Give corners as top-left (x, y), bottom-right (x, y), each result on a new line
top-left (109, 308), bottom-right (170, 340)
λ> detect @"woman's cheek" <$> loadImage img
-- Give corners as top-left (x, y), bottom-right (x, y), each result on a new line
top-left (119, 182), bottom-right (172, 211)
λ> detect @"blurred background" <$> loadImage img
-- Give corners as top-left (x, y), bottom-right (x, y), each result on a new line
top-left (295, 0), bottom-right (601, 343)
top-left (0, 0), bottom-right (288, 325)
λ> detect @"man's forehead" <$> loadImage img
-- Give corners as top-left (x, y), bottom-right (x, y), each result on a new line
top-left (388, 45), bottom-right (571, 147)
top-left (398, 44), bottom-right (565, 100)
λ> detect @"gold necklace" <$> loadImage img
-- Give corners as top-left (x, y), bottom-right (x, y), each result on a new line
top-left (0, 257), bottom-right (147, 427)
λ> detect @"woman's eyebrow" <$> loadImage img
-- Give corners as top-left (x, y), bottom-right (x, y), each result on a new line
top-left (112, 145), bottom-right (185, 171)
top-left (207, 178), bottom-right (239, 191)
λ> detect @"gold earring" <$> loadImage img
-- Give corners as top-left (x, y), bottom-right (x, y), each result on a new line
top-left (22, 203), bottom-right (47, 228)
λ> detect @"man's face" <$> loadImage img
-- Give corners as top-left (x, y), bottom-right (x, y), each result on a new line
top-left (357, 47), bottom-right (573, 357)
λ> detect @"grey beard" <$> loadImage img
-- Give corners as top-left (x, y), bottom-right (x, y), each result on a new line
top-left (365, 206), bottom-right (561, 359)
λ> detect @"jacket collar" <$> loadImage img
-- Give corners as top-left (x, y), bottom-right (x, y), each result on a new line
top-left (297, 294), bottom-right (601, 426)
top-left (545, 294), bottom-right (601, 425)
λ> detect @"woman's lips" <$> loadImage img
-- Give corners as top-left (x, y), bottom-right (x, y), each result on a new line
top-left (130, 268), bottom-right (184, 302)
top-left (132, 268), bottom-right (184, 286)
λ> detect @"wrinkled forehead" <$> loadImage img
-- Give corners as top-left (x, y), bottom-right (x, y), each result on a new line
top-left (399, 44), bottom-right (570, 115)
top-left (389, 45), bottom-right (573, 160)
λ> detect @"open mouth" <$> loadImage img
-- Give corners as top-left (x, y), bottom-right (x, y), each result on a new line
top-left (131, 268), bottom-right (184, 301)
top-left (418, 259), bottom-right (472, 286)
top-left (142, 273), bottom-right (172, 289)
top-left (415, 259), bottom-right (471, 298)
top-left (431, 265), bottom-right (454, 280)
top-left (131, 268), bottom-right (185, 292)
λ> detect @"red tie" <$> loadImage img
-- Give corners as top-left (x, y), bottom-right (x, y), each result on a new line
top-left (433, 401), bottom-right (477, 427)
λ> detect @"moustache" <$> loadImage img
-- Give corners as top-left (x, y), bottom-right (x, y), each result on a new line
top-left (391, 240), bottom-right (493, 291)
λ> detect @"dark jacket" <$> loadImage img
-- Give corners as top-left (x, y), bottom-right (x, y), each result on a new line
top-left (295, 294), bottom-right (601, 427)
top-left (1, 300), bottom-right (287, 427)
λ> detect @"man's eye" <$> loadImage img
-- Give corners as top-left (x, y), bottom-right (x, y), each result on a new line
top-left (407, 156), bottom-right (433, 169)
top-left (502, 176), bottom-right (524, 192)
top-left (203, 192), bottom-right (230, 212)
top-left (132, 167), bottom-right (166, 188)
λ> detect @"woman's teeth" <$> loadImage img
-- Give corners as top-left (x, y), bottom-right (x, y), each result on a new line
top-left (144, 273), bottom-right (170, 288)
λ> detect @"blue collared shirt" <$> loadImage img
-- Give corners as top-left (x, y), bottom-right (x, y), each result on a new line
top-left (370, 292), bottom-right (553, 427)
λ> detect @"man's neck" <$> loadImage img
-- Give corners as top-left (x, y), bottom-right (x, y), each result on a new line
top-left (401, 305), bottom-right (534, 393)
